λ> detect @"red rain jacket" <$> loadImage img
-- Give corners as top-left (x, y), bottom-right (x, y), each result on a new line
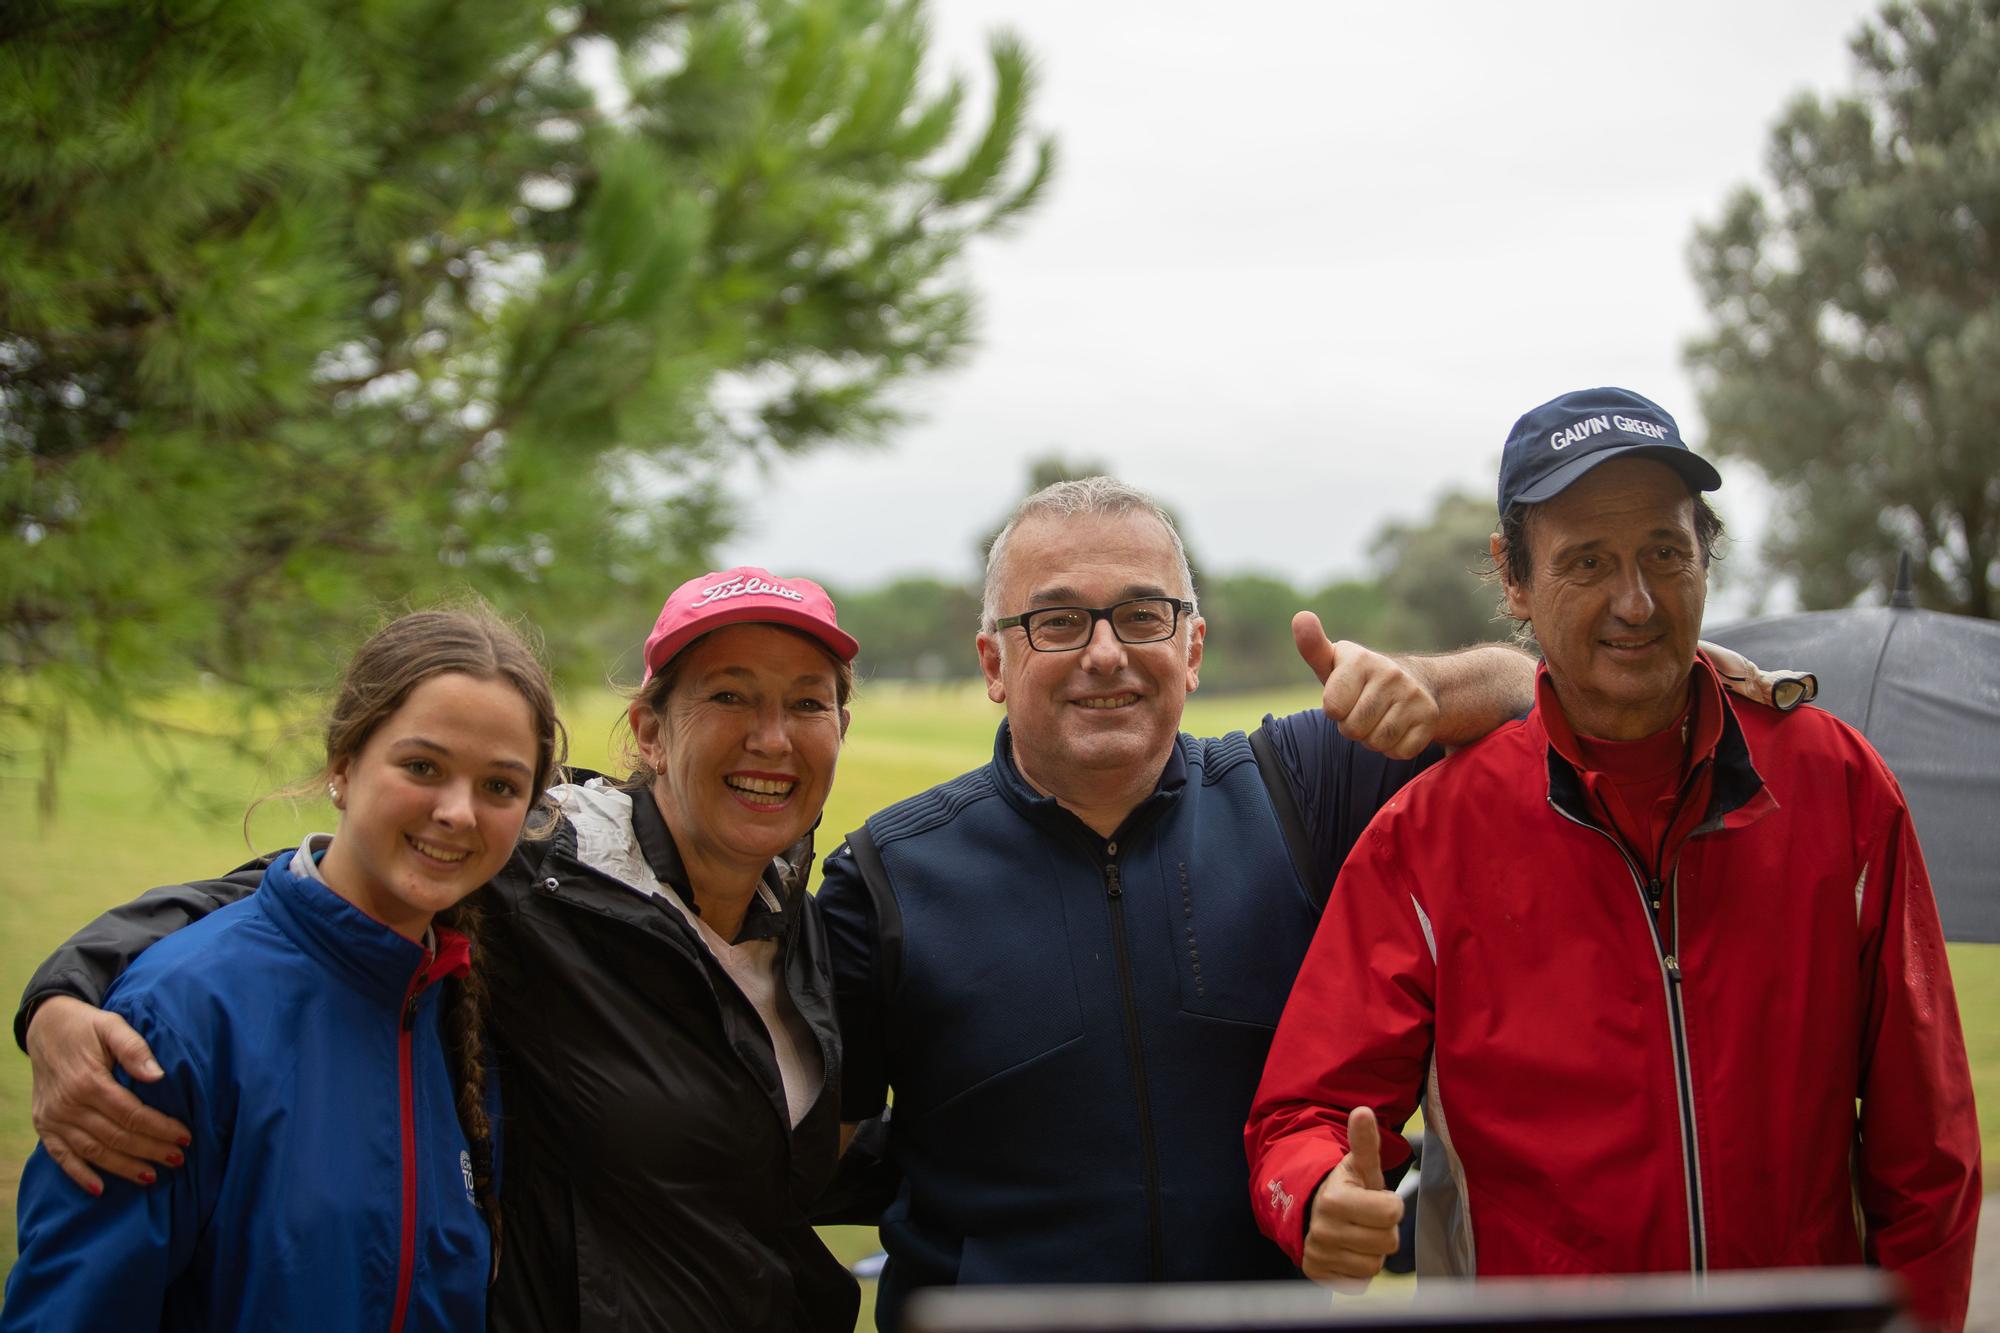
top-left (1246, 658), bottom-right (1981, 1329)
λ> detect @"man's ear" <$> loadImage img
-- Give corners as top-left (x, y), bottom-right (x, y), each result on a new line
top-left (977, 631), bottom-right (1006, 704)
top-left (1184, 614), bottom-right (1205, 693)
top-left (1492, 532), bottom-right (1532, 622)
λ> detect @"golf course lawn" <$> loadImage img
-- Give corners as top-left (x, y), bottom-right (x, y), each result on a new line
top-left (3, 681), bottom-right (1995, 1323)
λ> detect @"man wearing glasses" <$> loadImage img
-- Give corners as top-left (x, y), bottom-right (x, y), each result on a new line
top-left (816, 476), bottom-right (1538, 1327)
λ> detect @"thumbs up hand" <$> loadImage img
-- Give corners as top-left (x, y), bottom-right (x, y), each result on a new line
top-left (1341, 1104), bottom-right (1388, 1191)
top-left (1302, 1106), bottom-right (1405, 1287)
top-left (1293, 612), bottom-right (1439, 761)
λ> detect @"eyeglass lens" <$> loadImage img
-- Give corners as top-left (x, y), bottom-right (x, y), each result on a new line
top-left (1027, 598), bottom-right (1179, 651)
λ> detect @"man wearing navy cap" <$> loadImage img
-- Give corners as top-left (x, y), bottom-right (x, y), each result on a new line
top-left (1245, 388), bottom-right (1980, 1329)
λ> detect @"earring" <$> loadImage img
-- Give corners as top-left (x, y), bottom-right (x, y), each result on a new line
top-left (328, 782), bottom-right (341, 808)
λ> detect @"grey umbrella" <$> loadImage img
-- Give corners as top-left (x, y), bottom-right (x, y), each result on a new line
top-left (1708, 561), bottom-right (2000, 943)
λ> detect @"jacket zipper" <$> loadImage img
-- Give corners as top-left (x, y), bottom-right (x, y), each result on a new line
top-left (1665, 869), bottom-right (1706, 1271)
top-left (390, 966), bottom-right (425, 1333)
top-left (1547, 800), bottom-right (1708, 1274)
top-left (1102, 846), bottom-right (1166, 1279)
top-left (544, 872), bottom-right (806, 1149)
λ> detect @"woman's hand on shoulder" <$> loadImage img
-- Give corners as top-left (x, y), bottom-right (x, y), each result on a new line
top-left (26, 996), bottom-right (190, 1194)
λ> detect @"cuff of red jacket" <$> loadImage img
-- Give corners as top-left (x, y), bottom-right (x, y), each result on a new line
top-left (1251, 1137), bottom-right (1349, 1265)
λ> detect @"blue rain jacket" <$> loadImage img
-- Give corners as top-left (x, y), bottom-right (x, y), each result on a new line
top-left (3, 848), bottom-right (489, 1333)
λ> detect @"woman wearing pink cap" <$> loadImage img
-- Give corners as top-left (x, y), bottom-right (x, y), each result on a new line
top-left (19, 569), bottom-right (865, 1332)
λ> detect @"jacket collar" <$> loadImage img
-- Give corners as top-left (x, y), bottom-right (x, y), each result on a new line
top-left (628, 780), bottom-right (792, 944)
top-left (989, 719), bottom-right (1188, 850)
top-left (258, 848), bottom-right (469, 1005)
top-left (1537, 653), bottom-right (1778, 834)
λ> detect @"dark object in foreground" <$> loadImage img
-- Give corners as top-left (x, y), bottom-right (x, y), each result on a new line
top-left (1708, 557), bottom-right (2000, 942)
top-left (903, 1268), bottom-right (1905, 1331)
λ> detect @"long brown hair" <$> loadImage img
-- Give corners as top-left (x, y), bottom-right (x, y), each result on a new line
top-left (316, 605), bottom-right (567, 1264)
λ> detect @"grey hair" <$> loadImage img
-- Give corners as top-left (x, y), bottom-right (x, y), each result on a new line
top-left (981, 476), bottom-right (1198, 629)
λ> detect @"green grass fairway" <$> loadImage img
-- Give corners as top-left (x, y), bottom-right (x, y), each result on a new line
top-left (3, 681), bottom-right (1995, 1326)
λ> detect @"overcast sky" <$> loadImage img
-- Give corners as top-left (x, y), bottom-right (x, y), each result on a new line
top-left (714, 1), bottom-right (1883, 614)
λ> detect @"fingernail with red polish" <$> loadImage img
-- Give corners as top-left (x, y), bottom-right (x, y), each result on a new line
top-left (177, 1136), bottom-right (191, 1149)
top-left (138, 1170), bottom-right (156, 1186)
top-left (164, 1151), bottom-right (184, 1167)
top-left (86, 1182), bottom-right (103, 1197)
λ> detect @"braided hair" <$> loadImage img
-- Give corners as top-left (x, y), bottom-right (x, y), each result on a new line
top-left (313, 604), bottom-right (568, 1272)
top-left (438, 895), bottom-right (503, 1263)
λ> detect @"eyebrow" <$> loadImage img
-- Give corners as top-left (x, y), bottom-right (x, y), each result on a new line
top-left (390, 736), bottom-right (534, 777)
top-left (1025, 583), bottom-right (1174, 607)
top-left (706, 664), bottom-right (836, 690)
top-left (1549, 528), bottom-right (1692, 564)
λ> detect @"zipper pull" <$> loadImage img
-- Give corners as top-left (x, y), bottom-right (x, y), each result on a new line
top-left (1663, 954), bottom-right (1682, 983)
top-left (1648, 876), bottom-right (1664, 913)
top-left (1105, 864), bottom-right (1123, 899)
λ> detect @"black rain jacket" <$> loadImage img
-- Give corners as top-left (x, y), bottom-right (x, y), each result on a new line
top-left (16, 779), bottom-right (859, 1333)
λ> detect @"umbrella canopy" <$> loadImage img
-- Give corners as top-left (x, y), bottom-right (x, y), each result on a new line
top-left (1708, 595), bottom-right (2000, 943)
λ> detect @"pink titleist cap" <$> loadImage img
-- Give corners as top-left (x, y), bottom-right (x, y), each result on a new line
top-left (642, 566), bottom-right (859, 680)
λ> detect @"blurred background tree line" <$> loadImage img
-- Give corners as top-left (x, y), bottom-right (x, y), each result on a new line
top-left (829, 453), bottom-right (1507, 691)
top-left (4, 0), bottom-right (1997, 765)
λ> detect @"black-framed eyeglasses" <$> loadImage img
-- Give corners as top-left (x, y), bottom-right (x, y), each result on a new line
top-left (993, 597), bottom-right (1196, 653)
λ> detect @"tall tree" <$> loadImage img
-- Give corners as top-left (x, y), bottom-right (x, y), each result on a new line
top-left (0, 0), bottom-right (1053, 771)
top-left (1686, 0), bottom-right (2000, 617)
top-left (1369, 488), bottom-right (1512, 652)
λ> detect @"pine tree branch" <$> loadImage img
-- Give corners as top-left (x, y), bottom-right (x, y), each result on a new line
top-left (119, 15), bottom-right (174, 111)
top-left (29, 428), bottom-right (127, 478)
top-left (418, 15), bottom-right (614, 144)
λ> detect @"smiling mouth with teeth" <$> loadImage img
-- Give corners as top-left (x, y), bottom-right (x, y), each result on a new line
top-left (1074, 694), bottom-right (1139, 709)
top-left (407, 835), bottom-right (471, 864)
top-left (725, 775), bottom-right (797, 800)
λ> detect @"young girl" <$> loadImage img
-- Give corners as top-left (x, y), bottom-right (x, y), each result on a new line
top-left (2, 608), bottom-right (565, 1332)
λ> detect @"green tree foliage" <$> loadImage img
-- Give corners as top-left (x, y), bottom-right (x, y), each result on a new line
top-left (1686, 0), bottom-right (2000, 617)
top-left (1368, 488), bottom-right (1512, 651)
top-left (1184, 572), bottom-right (1408, 693)
top-left (835, 462), bottom-right (1488, 694)
top-left (1311, 577), bottom-right (1394, 648)
top-left (1192, 572), bottom-right (1307, 694)
top-left (829, 574), bottom-right (980, 681)
top-left (0, 0), bottom-right (1054, 773)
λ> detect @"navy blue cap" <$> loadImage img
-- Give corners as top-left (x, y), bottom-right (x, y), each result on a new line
top-left (1497, 387), bottom-right (1721, 512)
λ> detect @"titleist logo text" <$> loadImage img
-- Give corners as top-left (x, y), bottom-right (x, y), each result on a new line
top-left (692, 576), bottom-right (806, 608)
